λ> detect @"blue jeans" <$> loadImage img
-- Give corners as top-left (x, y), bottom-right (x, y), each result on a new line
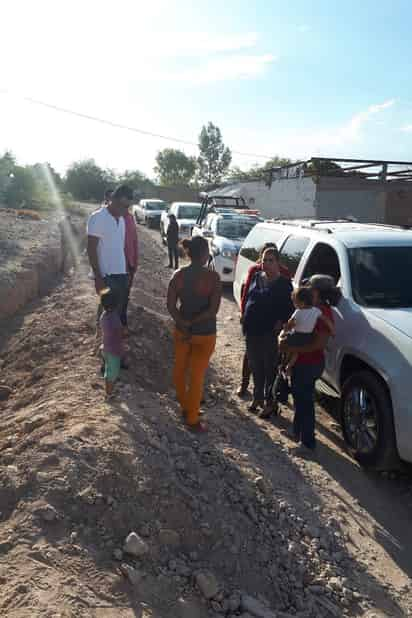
top-left (291, 362), bottom-right (324, 449)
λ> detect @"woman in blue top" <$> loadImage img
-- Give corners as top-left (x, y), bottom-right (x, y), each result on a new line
top-left (242, 246), bottom-right (293, 415)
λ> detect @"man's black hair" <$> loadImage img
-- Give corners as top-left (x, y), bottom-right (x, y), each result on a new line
top-left (104, 188), bottom-right (114, 200)
top-left (112, 185), bottom-right (134, 201)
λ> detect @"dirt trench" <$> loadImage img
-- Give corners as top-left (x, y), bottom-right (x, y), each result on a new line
top-left (0, 210), bottom-right (85, 322)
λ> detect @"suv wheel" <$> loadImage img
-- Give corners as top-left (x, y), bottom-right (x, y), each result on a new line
top-left (340, 370), bottom-right (399, 470)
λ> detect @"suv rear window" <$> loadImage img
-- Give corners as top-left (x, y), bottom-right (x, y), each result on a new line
top-left (279, 235), bottom-right (310, 277)
top-left (240, 226), bottom-right (285, 263)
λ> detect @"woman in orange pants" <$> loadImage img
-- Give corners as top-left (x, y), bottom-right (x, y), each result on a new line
top-left (167, 236), bottom-right (222, 431)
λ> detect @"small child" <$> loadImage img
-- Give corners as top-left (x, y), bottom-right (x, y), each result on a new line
top-left (280, 287), bottom-right (334, 374)
top-left (100, 289), bottom-right (123, 399)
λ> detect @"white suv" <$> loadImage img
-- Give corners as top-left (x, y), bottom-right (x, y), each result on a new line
top-left (192, 212), bottom-right (260, 283)
top-left (160, 202), bottom-right (201, 243)
top-left (234, 219), bottom-right (412, 470)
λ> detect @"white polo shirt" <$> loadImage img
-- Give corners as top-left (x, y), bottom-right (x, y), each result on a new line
top-left (87, 207), bottom-right (126, 277)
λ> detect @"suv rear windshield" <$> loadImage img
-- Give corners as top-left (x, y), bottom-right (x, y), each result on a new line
top-left (217, 218), bottom-right (257, 239)
top-left (145, 202), bottom-right (168, 211)
top-left (349, 246), bottom-right (412, 308)
top-left (177, 205), bottom-right (201, 219)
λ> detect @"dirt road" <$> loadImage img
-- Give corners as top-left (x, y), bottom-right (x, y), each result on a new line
top-left (0, 224), bottom-right (411, 617)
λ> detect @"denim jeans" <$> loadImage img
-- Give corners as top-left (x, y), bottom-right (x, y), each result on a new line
top-left (168, 246), bottom-right (179, 269)
top-left (291, 361), bottom-right (324, 449)
top-left (246, 333), bottom-right (278, 402)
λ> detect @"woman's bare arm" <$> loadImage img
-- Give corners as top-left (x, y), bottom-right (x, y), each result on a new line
top-left (167, 275), bottom-right (182, 322)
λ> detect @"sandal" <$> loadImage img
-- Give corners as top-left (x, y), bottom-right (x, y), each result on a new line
top-left (248, 400), bottom-right (264, 413)
top-left (187, 421), bottom-right (208, 433)
top-left (259, 401), bottom-right (278, 419)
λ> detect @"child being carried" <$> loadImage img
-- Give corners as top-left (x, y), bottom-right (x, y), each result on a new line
top-left (280, 286), bottom-right (334, 374)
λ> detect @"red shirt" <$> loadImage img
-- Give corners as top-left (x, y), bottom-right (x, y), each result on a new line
top-left (295, 304), bottom-right (333, 366)
top-left (240, 263), bottom-right (291, 315)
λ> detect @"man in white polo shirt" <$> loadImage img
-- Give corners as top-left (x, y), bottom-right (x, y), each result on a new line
top-left (87, 185), bottom-right (133, 325)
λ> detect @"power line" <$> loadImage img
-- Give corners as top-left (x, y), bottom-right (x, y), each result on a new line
top-left (0, 88), bottom-right (273, 160)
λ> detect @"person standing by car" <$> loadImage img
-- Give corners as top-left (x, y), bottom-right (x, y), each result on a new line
top-left (237, 243), bottom-right (291, 397)
top-left (280, 275), bottom-right (341, 455)
top-left (166, 213), bottom-right (179, 270)
top-left (87, 185), bottom-right (133, 324)
top-left (242, 246), bottom-right (293, 415)
top-left (167, 236), bottom-right (222, 431)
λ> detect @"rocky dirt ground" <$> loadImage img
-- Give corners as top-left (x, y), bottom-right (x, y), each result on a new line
top-left (0, 223), bottom-right (411, 617)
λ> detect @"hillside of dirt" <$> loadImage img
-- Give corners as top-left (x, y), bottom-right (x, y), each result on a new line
top-left (0, 225), bottom-right (411, 618)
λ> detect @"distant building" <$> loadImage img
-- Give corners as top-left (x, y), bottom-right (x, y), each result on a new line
top-left (213, 158), bottom-right (412, 226)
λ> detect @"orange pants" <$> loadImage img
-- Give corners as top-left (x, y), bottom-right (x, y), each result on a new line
top-left (173, 330), bottom-right (216, 426)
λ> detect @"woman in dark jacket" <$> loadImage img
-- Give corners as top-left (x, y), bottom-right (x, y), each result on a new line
top-left (243, 246), bottom-right (294, 415)
top-left (167, 214), bottom-right (179, 270)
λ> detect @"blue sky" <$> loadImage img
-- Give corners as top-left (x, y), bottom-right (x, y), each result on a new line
top-left (1, 0), bottom-right (412, 177)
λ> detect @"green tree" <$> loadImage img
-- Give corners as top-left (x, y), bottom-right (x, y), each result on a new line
top-left (0, 151), bottom-right (16, 204)
top-left (119, 169), bottom-right (155, 200)
top-left (228, 156), bottom-right (293, 182)
top-left (4, 165), bottom-right (37, 208)
top-left (64, 159), bottom-right (114, 202)
top-left (154, 148), bottom-right (197, 186)
top-left (197, 122), bottom-right (232, 186)
top-left (31, 162), bottom-right (63, 189)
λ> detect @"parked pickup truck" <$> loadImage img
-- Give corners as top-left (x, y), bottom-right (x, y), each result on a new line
top-left (234, 219), bottom-right (412, 470)
top-left (192, 212), bottom-right (260, 283)
top-left (160, 202), bottom-right (201, 244)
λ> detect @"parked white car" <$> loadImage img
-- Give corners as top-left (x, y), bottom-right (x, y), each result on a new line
top-left (160, 202), bottom-right (201, 243)
top-left (133, 199), bottom-right (168, 228)
top-left (234, 219), bottom-right (412, 469)
top-left (192, 213), bottom-right (260, 283)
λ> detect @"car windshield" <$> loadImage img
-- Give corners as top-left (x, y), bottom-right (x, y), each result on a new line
top-left (216, 218), bottom-right (257, 239)
top-left (349, 246), bottom-right (412, 308)
top-left (177, 205), bottom-right (201, 219)
top-left (145, 202), bottom-right (167, 211)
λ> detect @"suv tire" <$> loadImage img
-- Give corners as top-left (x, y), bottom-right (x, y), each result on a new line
top-left (340, 370), bottom-right (399, 470)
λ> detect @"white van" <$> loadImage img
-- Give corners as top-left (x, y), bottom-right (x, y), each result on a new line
top-left (234, 219), bottom-right (412, 470)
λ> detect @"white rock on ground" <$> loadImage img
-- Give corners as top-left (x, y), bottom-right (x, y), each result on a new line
top-left (123, 532), bottom-right (149, 557)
